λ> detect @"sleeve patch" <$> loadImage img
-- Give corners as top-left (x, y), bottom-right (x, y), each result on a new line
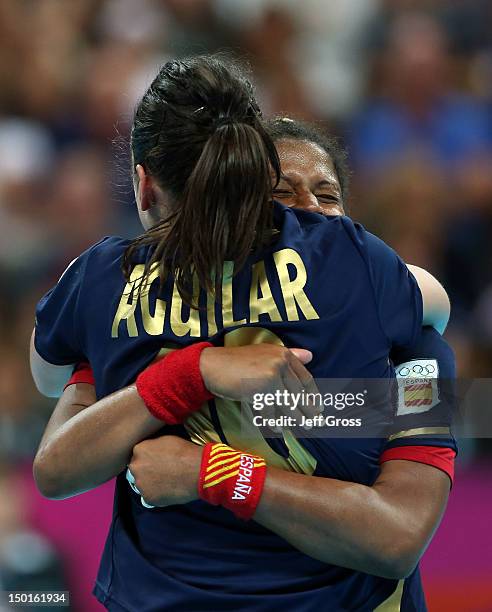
top-left (396, 358), bottom-right (439, 415)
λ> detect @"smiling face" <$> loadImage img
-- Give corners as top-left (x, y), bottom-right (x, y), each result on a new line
top-left (273, 138), bottom-right (344, 216)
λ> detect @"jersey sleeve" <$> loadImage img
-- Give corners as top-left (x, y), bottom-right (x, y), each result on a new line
top-left (35, 255), bottom-right (88, 365)
top-left (364, 231), bottom-right (423, 349)
top-left (382, 327), bottom-right (458, 484)
top-left (34, 237), bottom-right (118, 366)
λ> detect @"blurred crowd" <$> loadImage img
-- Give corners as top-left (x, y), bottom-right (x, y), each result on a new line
top-left (0, 0), bottom-right (491, 609)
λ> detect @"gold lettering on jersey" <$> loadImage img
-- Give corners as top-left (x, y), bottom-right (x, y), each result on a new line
top-left (184, 326), bottom-right (317, 476)
top-left (222, 261), bottom-right (247, 327)
top-left (140, 265), bottom-right (166, 336)
top-left (207, 290), bottom-right (218, 336)
top-left (273, 248), bottom-right (319, 321)
top-left (112, 248), bottom-right (319, 338)
top-left (170, 275), bottom-right (201, 337)
top-left (111, 265), bottom-right (145, 338)
top-left (249, 260), bottom-right (282, 323)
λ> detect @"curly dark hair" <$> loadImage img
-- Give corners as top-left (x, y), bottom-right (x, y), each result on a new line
top-left (265, 117), bottom-right (350, 202)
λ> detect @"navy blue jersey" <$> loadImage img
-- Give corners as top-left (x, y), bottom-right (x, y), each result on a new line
top-left (35, 202), bottom-right (454, 611)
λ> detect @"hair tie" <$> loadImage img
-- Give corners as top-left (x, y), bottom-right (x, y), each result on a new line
top-left (248, 98), bottom-right (262, 118)
top-left (215, 115), bottom-right (235, 130)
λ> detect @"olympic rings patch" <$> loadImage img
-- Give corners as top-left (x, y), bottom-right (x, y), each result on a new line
top-left (395, 359), bottom-right (439, 416)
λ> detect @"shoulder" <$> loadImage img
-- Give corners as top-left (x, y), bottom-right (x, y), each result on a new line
top-left (273, 202), bottom-right (399, 274)
top-left (49, 236), bottom-right (132, 297)
top-left (69, 235), bottom-right (131, 272)
top-left (333, 219), bottom-right (396, 262)
top-left (85, 235), bottom-right (131, 259)
top-left (275, 200), bottom-right (351, 238)
top-left (276, 204), bottom-right (390, 265)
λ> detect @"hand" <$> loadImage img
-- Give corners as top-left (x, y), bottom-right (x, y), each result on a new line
top-left (199, 344), bottom-right (321, 418)
top-left (128, 436), bottom-right (201, 507)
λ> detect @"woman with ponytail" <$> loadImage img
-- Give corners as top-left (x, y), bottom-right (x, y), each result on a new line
top-left (124, 56), bottom-right (281, 304)
top-left (31, 57), bottom-right (450, 611)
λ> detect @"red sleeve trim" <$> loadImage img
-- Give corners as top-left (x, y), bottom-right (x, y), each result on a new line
top-left (380, 445), bottom-right (456, 484)
top-left (64, 362), bottom-right (95, 389)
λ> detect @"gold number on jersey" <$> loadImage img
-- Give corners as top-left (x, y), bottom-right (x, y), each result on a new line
top-left (184, 327), bottom-right (317, 475)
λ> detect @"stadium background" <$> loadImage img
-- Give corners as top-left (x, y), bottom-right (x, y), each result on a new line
top-left (0, 1), bottom-right (491, 610)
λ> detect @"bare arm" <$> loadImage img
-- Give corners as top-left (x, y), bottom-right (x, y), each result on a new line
top-left (33, 344), bottom-right (315, 499)
top-left (33, 383), bottom-right (162, 499)
top-left (34, 370), bottom-right (449, 578)
top-left (129, 436), bottom-right (450, 580)
top-left (255, 458), bottom-right (449, 579)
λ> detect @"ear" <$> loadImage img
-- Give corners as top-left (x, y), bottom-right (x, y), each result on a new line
top-left (135, 164), bottom-right (153, 212)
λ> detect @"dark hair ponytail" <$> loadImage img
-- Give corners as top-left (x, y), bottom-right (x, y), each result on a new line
top-left (123, 55), bottom-right (280, 305)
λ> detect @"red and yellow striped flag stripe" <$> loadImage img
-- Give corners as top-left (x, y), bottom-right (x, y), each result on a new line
top-left (207, 453), bottom-right (240, 471)
top-left (205, 460), bottom-right (242, 482)
top-left (203, 468), bottom-right (240, 489)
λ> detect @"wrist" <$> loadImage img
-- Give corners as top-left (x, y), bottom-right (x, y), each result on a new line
top-left (136, 342), bottom-right (214, 424)
top-left (198, 442), bottom-right (267, 520)
top-left (199, 347), bottom-right (221, 396)
top-left (181, 443), bottom-right (202, 503)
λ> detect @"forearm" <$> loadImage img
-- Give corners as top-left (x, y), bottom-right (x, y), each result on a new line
top-left (254, 468), bottom-right (417, 578)
top-left (157, 442), bottom-right (448, 579)
top-left (34, 342), bottom-right (215, 499)
top-left (34, 341), bottom-right (315, 500)
top-left (34, 386), bottom-right (163, 499)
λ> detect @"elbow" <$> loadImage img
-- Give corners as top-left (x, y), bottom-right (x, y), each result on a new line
top-left (33, 449), bottom-right (69, 500)
top-left (376, 554), bottom-right (418, 580)
top-left (373, 538), bottom-right (421, 580)
top-left (311, 531), bottom-right (420, 579)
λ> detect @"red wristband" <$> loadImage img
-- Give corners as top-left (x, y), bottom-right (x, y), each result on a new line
top-left (136, 342), bottom-right (214, 424)
top-left (198, 442), bottom-right (267, 521)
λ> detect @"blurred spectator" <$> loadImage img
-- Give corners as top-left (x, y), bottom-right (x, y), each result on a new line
top-left (350, 13), bottom-right (491, 175)
top-left (215, 0), bottom-right (380, 119)
top-left (0, 119), bottom-right (58, 300)
top-left (47, 146), bottom-right (114, 258)
top-left (353, 150), bottom-right (449, 271)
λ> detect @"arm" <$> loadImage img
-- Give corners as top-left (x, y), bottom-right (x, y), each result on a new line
top-left (30, 330), bottom-right (75, 398)
top-left (33, 344), bottom-right (315, 499)
top-left (31, 253), bottom-right (94, 397)
top-left (255, 457), bottom-right (449, 579)
top-left (129, 328), bottom-right (456, 577)
top-left (129, 436), bottom-right (450, 580)
top-left (407, 265), bottom-right (450, 334)
top-left (257, 328), bottom-right (455, 577)
top-left (364, 231), bottom-right (450, 339)
top-left (33, 382), bottom-right (162, 499)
